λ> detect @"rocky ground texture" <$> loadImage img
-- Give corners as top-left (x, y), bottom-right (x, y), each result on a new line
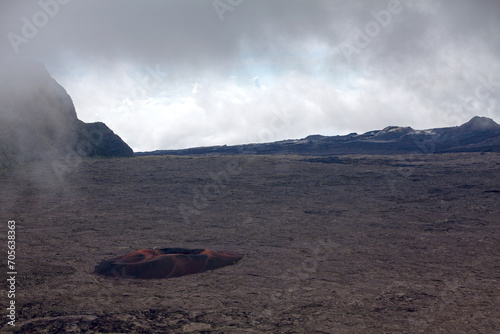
top-left (0, 153), bottom-right (499, 333)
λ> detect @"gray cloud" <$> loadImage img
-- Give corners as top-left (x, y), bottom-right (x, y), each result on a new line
top-left (1, 0), bottom-right (499, 150)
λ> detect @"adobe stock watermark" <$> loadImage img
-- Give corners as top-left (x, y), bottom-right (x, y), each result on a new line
top-left (178, 160), bottom-right (242, 224)
top-left (260, 237), bottom-right (336, 320)
top-left (128, 65), bottom-right (169, 102)
top-left (116, 64), bottom-right (186, 115)
top-left (384, 72), bottom-right (499, 195)
top-left (339, 0), bottom-right (403, 62)
top-left (447, 74), bottom-right (499, 124)
top-left (51, 127), bottom-right (105, 181)
top-left (213, 0), bottom-right (243, 22)
top-left (6, 220), bottom-right (17, 327)
top-left (238, 107), bottom-right (295, 156)
top-left (7, 0), bottom-right (72, 54)
top-left (255, 108), bottom-right (294, 144)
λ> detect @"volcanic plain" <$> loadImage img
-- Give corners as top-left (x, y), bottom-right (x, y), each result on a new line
top-left (1, 152), bottom-right (499, 333)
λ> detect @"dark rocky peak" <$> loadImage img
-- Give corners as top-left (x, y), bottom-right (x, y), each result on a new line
top-left (0, 60), bottom-right (133, 166)
top-left (304, 134), bottom-right (326, 141)
top-left (459, 116), bottom-right (500, 131)
top-left (369, 126), bottom-right (413, 141)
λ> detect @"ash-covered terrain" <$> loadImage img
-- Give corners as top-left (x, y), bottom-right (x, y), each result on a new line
top-left (0, 153), bottom-right (499, 333)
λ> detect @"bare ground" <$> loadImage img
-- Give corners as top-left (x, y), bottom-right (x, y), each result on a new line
top-left (0, 153), bottom-right (499, 333)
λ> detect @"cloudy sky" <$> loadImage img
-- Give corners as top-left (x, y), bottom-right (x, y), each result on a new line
top-left (1, 0), bottom-right (499, 151)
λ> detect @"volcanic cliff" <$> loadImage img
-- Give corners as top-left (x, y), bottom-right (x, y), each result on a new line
top-left (0, 60), bottom-right (133, 174)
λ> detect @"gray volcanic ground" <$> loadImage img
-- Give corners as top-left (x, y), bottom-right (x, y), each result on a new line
top-left (1, 153), bottom-right (499, 333)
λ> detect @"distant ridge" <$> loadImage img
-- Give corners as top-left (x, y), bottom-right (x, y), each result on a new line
top-left (137, 116), bottom-right (500, 156)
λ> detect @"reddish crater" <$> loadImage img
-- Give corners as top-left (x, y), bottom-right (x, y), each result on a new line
top-left (94, 248), bottom-right (244, 279)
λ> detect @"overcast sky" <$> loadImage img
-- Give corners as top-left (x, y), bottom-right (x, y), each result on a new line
top-left (1, 0), bottom-right (499, 151)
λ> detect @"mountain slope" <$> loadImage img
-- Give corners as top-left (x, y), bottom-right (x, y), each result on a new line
top-left (138, 116), bottom-right (500, 156)
top-left (0, 60), bottom-right (133, 174)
